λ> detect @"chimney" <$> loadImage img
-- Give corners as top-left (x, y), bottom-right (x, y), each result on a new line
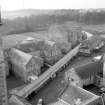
top-left (0, 6), bottom-right (2, 25)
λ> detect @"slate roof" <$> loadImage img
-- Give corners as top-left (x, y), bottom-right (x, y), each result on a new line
top-left (10, 48), bottom-right (32, 65)
top-left (59, 85), bottom-right (99, 105)
top-left (10, 48), bottom-right (43, 66)
top-left (74, 59), bottom-right (103, 79)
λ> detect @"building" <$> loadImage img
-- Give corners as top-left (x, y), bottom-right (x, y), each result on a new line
top-left (65, 58), bottom-right (103, 87)
top-left (16, 39), bottom-right (63, 65)
top-left (48, 24), bottom-right (84, 48)
top-left (49, 85), bottom-right (102, 105)
top-left (2, 35), bottom-right (35, 77)
top-left (9, 48), bottom-right (44, 82)
top-left (41, 40), bottom-right (63, 65)
top-left (16, 37), bottom-right (42, 53)
top-left (79, 35), bottom-right (104, 56)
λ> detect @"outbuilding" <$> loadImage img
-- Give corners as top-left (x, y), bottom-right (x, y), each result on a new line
top-left (9, 48), bottom-right (44, 82)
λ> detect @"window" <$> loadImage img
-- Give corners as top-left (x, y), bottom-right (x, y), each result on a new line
top-left (71, 78), bottom-right (74, 81)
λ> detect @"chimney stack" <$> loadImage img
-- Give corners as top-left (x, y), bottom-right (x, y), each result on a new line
top-left (0, 6), bottom-right (2, 25)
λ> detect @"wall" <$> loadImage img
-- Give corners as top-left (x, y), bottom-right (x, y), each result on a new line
top-left (82, 76), bottom-right (94, 86)
top-left (86, 97), bottom-right (102, 105)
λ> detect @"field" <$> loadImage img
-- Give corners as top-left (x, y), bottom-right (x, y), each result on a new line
top-left (82, 24), bottom-right (105, 35)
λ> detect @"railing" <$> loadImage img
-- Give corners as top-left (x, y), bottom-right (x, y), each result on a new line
top-left (14, 44), bottom-right (81, 98)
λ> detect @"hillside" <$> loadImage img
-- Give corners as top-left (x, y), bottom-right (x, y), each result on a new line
top-left (1, 9), bottom-right (105, 36)
top-left (1, 9), bottom-right (56, 19)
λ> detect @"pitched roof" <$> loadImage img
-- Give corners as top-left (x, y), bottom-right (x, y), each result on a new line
top-left (59, 85), bottom-right (99, 105)
top-left (73, 59), bottom-right (103, 79)
top-left (10, 48), bottom-right (43, 66)
top-left (10, 48), bottom-right (32, 65)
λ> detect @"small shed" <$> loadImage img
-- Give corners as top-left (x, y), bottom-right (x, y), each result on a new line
top-left (65, 58), bottom-right (103, 87)
top-left (9, 48), bottom-right (44, 82)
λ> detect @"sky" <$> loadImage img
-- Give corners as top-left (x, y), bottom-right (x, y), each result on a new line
top-left (0, 0), bottom-right (105, 11)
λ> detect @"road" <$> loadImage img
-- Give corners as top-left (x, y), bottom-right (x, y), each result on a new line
top-left (6, 42), bottom-right (105, 105)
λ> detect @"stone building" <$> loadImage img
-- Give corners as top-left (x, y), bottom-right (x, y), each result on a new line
top-left (9, 48), bottom-right (44, 82)
top-left (79, 35), bottom-right (104, 55)
top-left (2, 34), bottom-right (34, 77)
top-left (65, 58), bottom-right (103, 87)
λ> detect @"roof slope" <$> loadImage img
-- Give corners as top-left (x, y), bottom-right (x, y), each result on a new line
top-left (59, 85), bottom-right (99, 105)
top-left (74, 59), bottom-right (103, 79)
top-left (10, 48), bottom-right (32, 65)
